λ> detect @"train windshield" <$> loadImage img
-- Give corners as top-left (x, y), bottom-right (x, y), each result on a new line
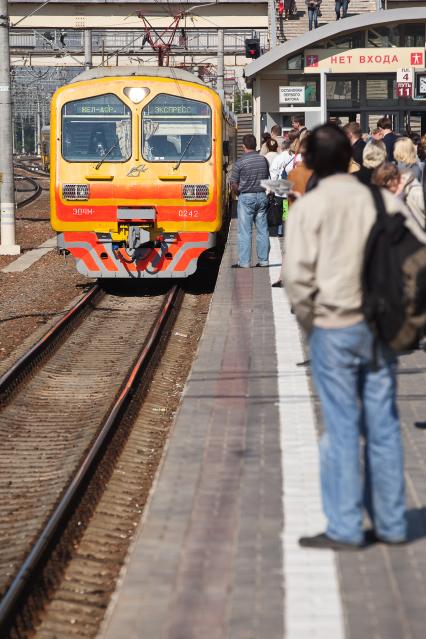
top-left (142, 94), bottom-right (212, 162)
top-left (61, 94), bottom-right (131, 162)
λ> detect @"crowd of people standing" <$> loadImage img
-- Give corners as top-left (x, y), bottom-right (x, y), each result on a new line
top-left (230, 115), bottom-right (426, 550)
top-left (230, 113), bottom-right (426, 271)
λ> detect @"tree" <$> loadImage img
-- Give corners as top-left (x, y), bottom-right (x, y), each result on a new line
top-left (228, 90), bottom-right (252, 114)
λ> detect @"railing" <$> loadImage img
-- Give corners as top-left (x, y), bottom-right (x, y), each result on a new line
top-left (10, 28), bottom-right (269, 55)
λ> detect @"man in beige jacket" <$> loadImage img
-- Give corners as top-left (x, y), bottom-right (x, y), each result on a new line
top-left (284, 124), bottom-right (409, 550)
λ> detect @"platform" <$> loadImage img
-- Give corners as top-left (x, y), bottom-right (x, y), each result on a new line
top-left (99, 220), bottom-right (426, 639)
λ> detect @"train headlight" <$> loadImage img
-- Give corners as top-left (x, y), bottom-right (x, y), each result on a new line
top-left (182, 184), bottom-right (209, 201)
top-left (62, 184), bottom-right (90, 200)
top-left (124, 87), bottom-right (150, 104)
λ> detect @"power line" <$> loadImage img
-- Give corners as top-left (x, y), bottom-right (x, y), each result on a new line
top-left (12, 0), bottom-right (54, 28)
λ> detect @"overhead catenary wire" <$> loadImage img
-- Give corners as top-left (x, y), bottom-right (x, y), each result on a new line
top-left (12, 0), bottom-right (54, 28)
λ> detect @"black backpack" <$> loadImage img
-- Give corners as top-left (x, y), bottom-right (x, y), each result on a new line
top-left (362, 185), bottom-right (426, 352)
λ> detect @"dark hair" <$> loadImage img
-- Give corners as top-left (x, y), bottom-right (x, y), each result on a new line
top-left (343, 121), bottom-right (362, 139)
top-left (292, 115), bottom-right (305, 126)
top-left (372, 162), bottom-right (400, 188)
top-left (304, 124), bottom-right (351, 177)
top-left (377, 116), bottom-right (392, 131)
top-left (287, 129), bottom-right (300, 143)
top-left (262, 132), bottom-right (271, 143)
top-left (242, 134), bottom-right (257, 150)
top-left (418, 133), bottom-right (426, 162)
top-left (266, 138), bottom-right (278, 152)
top-left (271, 125), bottom-right (281, 136)
top-left (298, 134), bottom-right (310, 156)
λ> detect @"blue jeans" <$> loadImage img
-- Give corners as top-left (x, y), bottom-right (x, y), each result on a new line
top-left (237, 192), bottom-right (270, 267)
top-left (308, 7), bottom-right (318, 30)
top-left (335, 0), bottom-right (349, 18)
top-left (309, 321), bottom-right (406, 544)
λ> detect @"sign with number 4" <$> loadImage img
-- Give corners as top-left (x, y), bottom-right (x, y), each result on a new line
top-left (397, 68), bottom-right (413, 83)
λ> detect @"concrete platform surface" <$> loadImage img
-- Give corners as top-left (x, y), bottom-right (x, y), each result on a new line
top-left (99, 220), bottom-right (426, 639)
top-left (1, 236), bottom-right (56, 273)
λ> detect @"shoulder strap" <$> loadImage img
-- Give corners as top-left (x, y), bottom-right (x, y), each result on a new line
top-left (280, 156), bottom-right (294, 177)
top-left (262, 154), bottom-right (271, 180)
top-left (368, 184), bottom-right (387, 224)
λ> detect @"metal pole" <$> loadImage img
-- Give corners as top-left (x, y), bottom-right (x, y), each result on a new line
top-left (84, 29), bottom-right (92, 69)
top-left (0, 0), bottom-right (20, 255)
top-left (320, 70), bottom-right (328, 124)
top-left (268, 0), bottom-right (277, 48)
top-left (217, 29), bottom-right (224, 104)
top-left (36, 97), bottom-right (41, 156)
top-left (20, 114), bottom-right (25, 153)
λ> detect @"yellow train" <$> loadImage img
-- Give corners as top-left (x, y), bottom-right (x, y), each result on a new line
top-left (50, 66), bottom-right (236, 278)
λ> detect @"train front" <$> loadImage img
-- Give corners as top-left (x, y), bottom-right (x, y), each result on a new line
top-left (50, 72), bottom-right (223, 278)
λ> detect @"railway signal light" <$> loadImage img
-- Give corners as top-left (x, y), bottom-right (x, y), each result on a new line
top-left (245, 38), bottom-right (261, 60)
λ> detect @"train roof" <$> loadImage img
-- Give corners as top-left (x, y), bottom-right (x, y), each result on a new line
top-left (70, 66), bottom-right (209, 87)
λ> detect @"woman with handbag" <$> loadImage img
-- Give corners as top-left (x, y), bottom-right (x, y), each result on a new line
top-left (305, 0), bottom-right (321, 30)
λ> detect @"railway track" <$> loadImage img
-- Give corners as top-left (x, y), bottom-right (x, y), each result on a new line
top-left (15, 175), bottom-right (43, 209)
top-left (0, 281), bottom-right (186, 637)
top-left (13, 159), bottom-right (49, 209)
top-left (14, 160), bottom-right (50, 178)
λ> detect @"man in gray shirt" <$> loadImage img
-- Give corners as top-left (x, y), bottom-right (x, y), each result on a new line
top-left (230, 134), bottom-right (270, 268)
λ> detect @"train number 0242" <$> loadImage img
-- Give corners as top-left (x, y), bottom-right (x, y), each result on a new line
top-left (178, 209), bottom-right (199, 218)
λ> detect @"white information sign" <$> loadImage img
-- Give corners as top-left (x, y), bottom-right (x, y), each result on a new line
top-left (279, 86), bottom-right (305, 104)
top-left (397, 67), bottom-right (413, 83)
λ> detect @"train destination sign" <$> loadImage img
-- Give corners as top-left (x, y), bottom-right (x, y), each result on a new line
top-left (305, 48), bottom-right (425, 73)
top-left (64, 95), bottom-right (129, 117)
top-left (145, 103), bottom-right (210, 116)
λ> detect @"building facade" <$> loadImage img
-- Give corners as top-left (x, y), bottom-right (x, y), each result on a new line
top-left (245, 8), bottom-right (426, 136)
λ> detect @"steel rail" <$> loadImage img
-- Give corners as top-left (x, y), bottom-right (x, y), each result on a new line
top-left (14, 174), bottom-right (42, 209)
top-left (14, 161), bottom-right (50, 177)
top-left (0, 284), bottom-right (181, 635)
top-left (0, 284), bottom-right (101, 404)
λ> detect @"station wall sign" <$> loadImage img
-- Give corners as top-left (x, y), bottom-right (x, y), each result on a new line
top-left (396, 82), bottom-right (412, 97)
top-left (279, 86), bottom-right (305, 104)
top-left (397, 68), bottom-right (413, 84)
top-left (305, 48), bottom-right (425, 73)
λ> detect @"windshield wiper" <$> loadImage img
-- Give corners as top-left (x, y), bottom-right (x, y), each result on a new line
top-left (173, 136), bottom-right (194, 171)
top-left (95, 140), bottom-right (118, 170)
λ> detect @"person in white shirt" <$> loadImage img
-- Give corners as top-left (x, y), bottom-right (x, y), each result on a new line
top-left (260, 125), bottom-right (283, 155)
top-left (270, 131), bottom-right (299, 179)
top-left (264, 138), bottom-right (279, 167)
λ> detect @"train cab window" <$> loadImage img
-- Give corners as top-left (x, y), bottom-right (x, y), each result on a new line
top-left (142, 94), bottom-right (212, 162)
top-left (61, 94), bottom-right (131, 162)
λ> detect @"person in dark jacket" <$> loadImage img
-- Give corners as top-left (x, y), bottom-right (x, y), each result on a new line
top-left (377, 116), bottom-right (398, 162)
top-left (305, 0), bottom-right (321, 30)
top-left (343, 122), bottom-right (366, 167)
top-left (354, 139), bottom-right (387, 185)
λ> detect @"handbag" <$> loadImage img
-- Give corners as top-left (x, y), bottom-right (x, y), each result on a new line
top-left (267, 194), bottom-right (284, 227)
top-left (280, 155), bottom-right (295, 179)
